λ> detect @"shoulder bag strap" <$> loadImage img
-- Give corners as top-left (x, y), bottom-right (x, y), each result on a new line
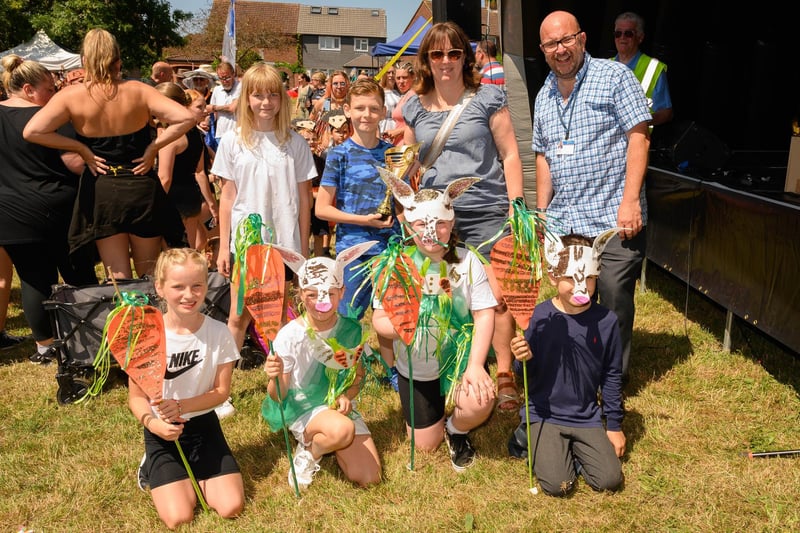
top-left (418, 89), bottom-right (476, 176)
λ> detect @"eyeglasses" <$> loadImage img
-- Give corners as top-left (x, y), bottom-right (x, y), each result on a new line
top-left (428, 49), bottom-right (464, 61)
top-left (332, 81), bottom-right (347, 87)
top-left (218, 75), bottom-right (233, 81)
top-left (540, 31), bottom-right (582, 53)
top-left (614, 30), bottom-right (636, 39)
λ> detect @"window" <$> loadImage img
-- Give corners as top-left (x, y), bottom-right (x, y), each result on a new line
top-left (371, 10), bottom-right (379, 17)
top-left (354, 38), bottom-right (368, 53)
top-left (319, 36), bottom-right (341, 51)
top-left (310, 6), bottom-right (321, 14)
top-left (327, 7), bottom-right (338, 15)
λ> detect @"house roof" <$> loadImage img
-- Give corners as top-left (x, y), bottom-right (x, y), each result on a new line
top-left (224, 0), bottom-right (299, 35)
top-left (297, 5), bottom-right (386, 38)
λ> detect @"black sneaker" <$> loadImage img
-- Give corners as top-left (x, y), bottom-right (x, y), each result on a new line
top-left (0, 330), bottom-right (26, 350)
top-left (28, 347), bottom-right (55, 365)
top-left (137, 453), bottom-right (149, 491)
top-left (445, 430), bottom-right (476, 472)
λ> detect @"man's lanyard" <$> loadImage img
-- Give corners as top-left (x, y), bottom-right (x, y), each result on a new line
top-left (557, 75), bottom-right (584, 140)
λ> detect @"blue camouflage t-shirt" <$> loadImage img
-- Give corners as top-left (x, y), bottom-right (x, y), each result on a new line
top-left (320, 137), bottom-right (399, 252)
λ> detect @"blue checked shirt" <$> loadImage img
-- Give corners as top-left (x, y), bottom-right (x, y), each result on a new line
top-left (532, 52), bottom-right (651, 237)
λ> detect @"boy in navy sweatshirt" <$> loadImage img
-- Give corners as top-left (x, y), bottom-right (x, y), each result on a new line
top-left (509, 229), bottom-right (625, 496)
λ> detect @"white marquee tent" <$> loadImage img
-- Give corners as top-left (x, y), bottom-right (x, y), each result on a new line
top-left (0, 29), bottom-right (82, 72)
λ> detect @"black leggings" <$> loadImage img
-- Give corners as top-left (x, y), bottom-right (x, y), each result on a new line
top-left (4, 241), bottom-right (97, 341)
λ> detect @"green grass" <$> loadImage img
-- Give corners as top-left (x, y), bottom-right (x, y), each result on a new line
top-left (2, 264), bottom-right (800, 532)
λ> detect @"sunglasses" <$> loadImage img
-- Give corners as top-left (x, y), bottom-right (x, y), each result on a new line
top-left (614, 30), bottom-right (636, 39)
top-left (428, 49), bottom-right (464, 61)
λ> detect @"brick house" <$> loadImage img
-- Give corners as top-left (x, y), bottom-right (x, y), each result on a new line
top-left (164, 2), bottom-right (386, 78)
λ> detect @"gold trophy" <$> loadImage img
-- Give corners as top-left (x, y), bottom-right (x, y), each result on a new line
top-left (375, 143), bottom-right (422, 219)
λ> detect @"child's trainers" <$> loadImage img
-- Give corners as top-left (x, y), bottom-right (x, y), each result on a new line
top-left (215, 398), bottom-right (236, 419)
top-left (137, 453), bottom-right (149, 491)
top-left (288, 444), bottom-right (320, 490)
top-left (445, 430), bottom-right (476, 472)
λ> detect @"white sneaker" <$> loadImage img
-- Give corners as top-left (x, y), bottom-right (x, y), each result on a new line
top-left (288, 443), bottom-right (320, 491)
top-left (215, 398), bottom-right (236, 419)
top-left (137, 453), bottom-right (148, 491)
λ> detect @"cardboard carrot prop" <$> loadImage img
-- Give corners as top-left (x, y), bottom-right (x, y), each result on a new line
top-left (231, 213), bottom-right (275, 315)
top-left (243, 243), bottom-right (286, 351)
top-left (92, 288), bottom-right (209, 509)
top-left (488, 198), bottom-right (546, 495)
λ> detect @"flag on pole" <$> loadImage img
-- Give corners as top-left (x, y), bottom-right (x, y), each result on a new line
top-left (221, 0), bottom-right (236, 66)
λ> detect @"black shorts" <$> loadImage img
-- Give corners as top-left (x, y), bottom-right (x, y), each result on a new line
top-left (397, 374), bottom-right (445, 429)
top-left (142, 411), bottom-right (240, 489)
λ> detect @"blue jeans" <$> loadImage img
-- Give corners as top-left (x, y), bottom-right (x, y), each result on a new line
top-left (338, 254), bottom-right (376, 320)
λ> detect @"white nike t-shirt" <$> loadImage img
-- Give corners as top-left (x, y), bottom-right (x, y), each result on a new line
top-left (160, 316), bottom-right (240, 419)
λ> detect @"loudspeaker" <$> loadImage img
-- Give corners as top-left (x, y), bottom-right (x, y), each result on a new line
top-left (432, 0), bottom-right (482, 41)
top-left (651, 120), bottom-right (731, 173)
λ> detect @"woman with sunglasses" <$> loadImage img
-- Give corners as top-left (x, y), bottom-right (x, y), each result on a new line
top-left (403, 21), bottom-right (524, 412)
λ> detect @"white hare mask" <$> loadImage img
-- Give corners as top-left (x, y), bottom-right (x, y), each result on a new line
top-left (381, 171), bottom-right (479, 246)
top-left (543, 229), bottom-right (621, 305)
top-left (272, 241), bottom-right (377, 312)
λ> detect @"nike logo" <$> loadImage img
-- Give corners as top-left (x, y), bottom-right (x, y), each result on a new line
top-left (164, 349), bottom-right (203, 380)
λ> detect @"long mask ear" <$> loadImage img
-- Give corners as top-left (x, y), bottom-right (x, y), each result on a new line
top-left (335, 241), bottom-right (378, 270)
top-left (544, 231), bottom-right (564, 270)
top-left (592, 228), bottom-right (622, 264)
top-left (444, 177), bottom-right (480, 206)
top-left (270, 243), bottom-right (306, 276)
top-left (378, 166), bottom-right (415, 210)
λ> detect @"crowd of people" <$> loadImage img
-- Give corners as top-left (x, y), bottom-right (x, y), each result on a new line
top-left (1, 8), bottom-right (668, 527)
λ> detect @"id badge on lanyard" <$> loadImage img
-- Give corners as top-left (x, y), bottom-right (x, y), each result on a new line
top-left (556, 139), bottom-right (575, 156)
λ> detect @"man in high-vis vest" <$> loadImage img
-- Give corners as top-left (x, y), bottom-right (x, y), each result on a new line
top-left (611, 12), bottom-right (673, 127)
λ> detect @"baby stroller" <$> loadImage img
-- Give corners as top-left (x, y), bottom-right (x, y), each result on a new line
top-left (43, 271), bottom-right (259, 404)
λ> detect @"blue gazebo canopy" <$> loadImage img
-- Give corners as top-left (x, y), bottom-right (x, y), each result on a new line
top-left (371, 16), bottom-right (430, 57)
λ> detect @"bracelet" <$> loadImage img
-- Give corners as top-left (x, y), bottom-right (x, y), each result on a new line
top-left (140, 413), bottom-right (153, 429)
top-left (176, 400), bottom-right (182, 416)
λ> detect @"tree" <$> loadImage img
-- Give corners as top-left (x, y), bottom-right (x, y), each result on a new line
top-left (189, 3), bottom-right (296, 68)
top-left (0, 0), bottom-right (46, 51)
top-left (18, 0), bottom-right (192, 72)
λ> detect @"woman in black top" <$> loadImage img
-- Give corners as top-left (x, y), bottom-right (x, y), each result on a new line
top-left (0, 54), bottom-right (98, 363)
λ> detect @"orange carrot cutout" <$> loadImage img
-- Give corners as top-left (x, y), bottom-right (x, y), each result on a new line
top-left (106, 303), bottom-right (167, 402)
top-left (490, 234), bottom-right (541, 332)
top-left (378, 251), bottom-right (423, 346)
top-left (244, 244), bottom-right (286, 346)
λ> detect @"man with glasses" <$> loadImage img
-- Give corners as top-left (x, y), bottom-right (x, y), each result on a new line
top-left (532, 10), bottom-right (651, 384)
top-left (611, 12), bottom-right (672, 126)
top-left (207, 62), bottom-right (241, 148)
